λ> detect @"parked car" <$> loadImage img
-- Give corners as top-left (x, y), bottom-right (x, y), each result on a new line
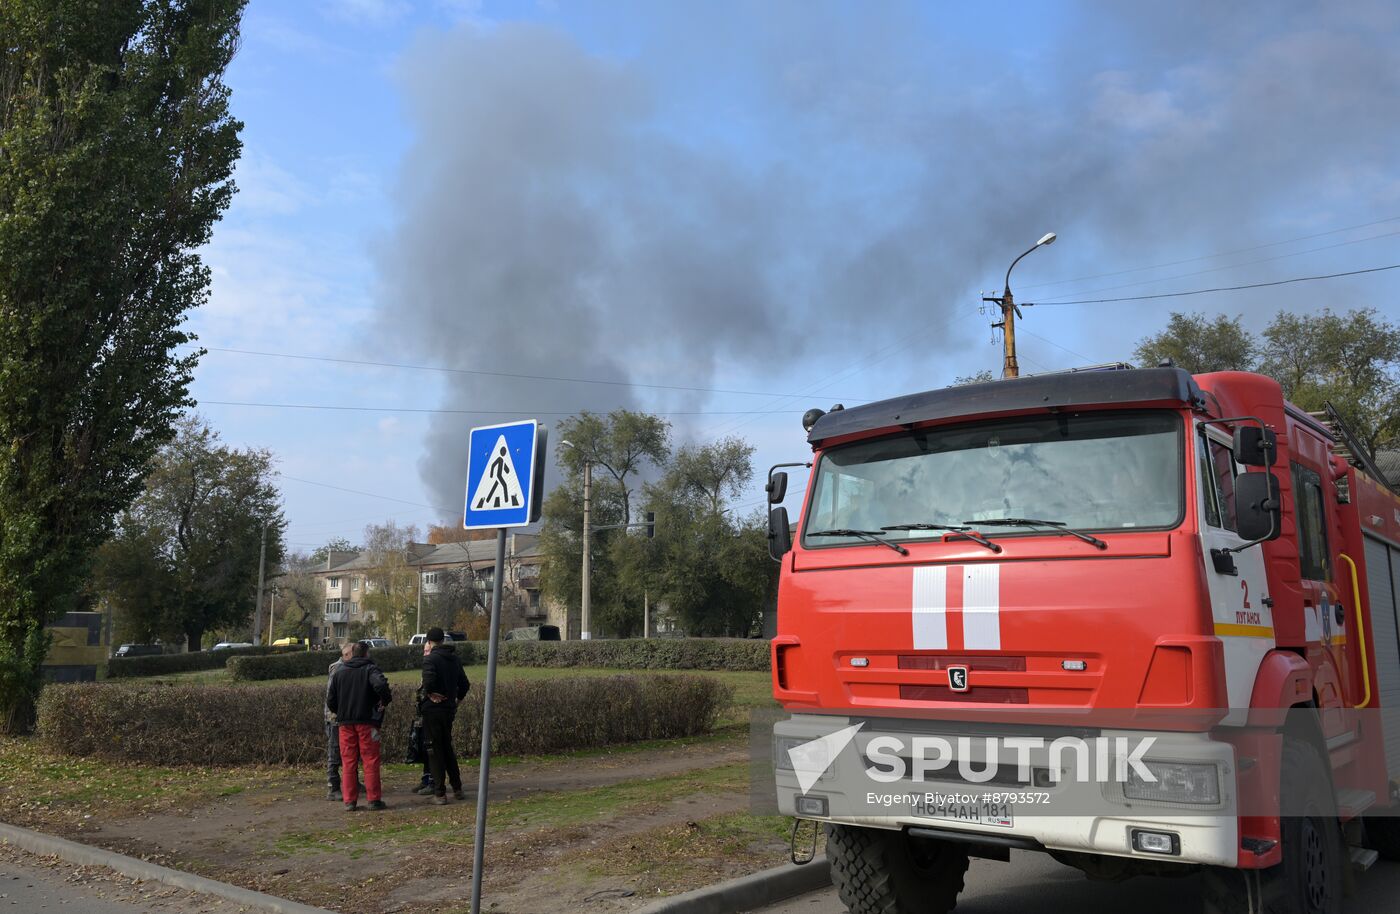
top-left (363, 637), bottom-right (394, 649)
top-left (210, 642), bottom-right (253, 651)
top-left (409, 632), bottom-right (455, 646)
top-left (113, 643), bottom-right (162, 658)
top-left (504, 625), bottom-right (560, 642)
top-left (446, 631), bottom-right (468, 643)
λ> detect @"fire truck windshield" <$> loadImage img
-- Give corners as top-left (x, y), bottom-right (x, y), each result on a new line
top-left (801, 410), bottom-right (1183, 548)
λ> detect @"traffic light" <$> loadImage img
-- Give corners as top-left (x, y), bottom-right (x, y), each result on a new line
top-left (645, 512), bottom-right (656, 538)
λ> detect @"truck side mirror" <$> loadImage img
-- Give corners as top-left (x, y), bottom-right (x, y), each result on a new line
top-left (1233, 426), bottom-right (1277, 467)
top-left (1235, 471), bottom-right (1281, 542)
top-left (766, 471), bottom-right (789, 505)
top-left (768, 507), bottom-right (792, 561)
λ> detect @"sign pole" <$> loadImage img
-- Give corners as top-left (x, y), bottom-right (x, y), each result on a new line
top-left (470, 527), bottom-right (507, 914)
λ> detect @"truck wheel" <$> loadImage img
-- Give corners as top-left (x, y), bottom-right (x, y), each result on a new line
top-left (825, 824), bottom-right (968, 914)
top-left (1202, 740), bottom-right (1341, 914)
top-left (1363, 814), bottom-right (1400, 862)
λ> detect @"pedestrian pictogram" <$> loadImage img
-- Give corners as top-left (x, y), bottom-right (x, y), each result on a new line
top-left (463, 419), bottom-right (546, 530)
top-left (470, 437), bottom-right (524, 510)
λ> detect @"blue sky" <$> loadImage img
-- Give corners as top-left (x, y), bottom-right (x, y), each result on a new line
top-left (187, 0), bottom-right (1400, 554)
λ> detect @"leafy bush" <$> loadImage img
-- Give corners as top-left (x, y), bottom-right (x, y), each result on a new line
top-left (106, 645), bottom-right (298, 679)
top-left (499, 638), bottom-right (769, 671)
top-left (36, 674), bottom-right (732, 765)
top-left (226, 643), bottom-right (486, 681)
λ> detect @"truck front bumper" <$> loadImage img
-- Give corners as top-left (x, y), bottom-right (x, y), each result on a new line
top-left (773, 714), bottom-right (1240, 868)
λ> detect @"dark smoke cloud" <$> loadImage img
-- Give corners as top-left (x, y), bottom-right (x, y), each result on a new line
top-left (372, 3), bottom-right (1400, 511)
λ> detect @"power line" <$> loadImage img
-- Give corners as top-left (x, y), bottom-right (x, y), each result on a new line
top-left (1017, 327), bottom-right (1097, 364)
top-left (203, 400), bottom-right (806, 417)
top-left (277, 473), bottom-right (454, 513)
top-left (200, 346), bottom-right (861, 401)
top-left (1032, 263), bottom-right (1400, 306)
top-left (1022, 228), bottom-right (1400, 301)
top-left (1018, 214), bottom-right (1400, 292)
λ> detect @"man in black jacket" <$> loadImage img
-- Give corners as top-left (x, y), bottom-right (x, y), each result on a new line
top-left (327, 641), bottom-right (393, 811)
top-left (421, 627), bottom-right (470, 805)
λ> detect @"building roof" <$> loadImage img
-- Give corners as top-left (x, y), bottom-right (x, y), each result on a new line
top-left (319, 533), bottom-right (543, 575)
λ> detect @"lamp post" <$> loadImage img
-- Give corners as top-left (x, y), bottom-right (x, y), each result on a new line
top-left (561, 441), bottom-right (592, 640)
top-left (985, 232), bottom-right (1056, 379)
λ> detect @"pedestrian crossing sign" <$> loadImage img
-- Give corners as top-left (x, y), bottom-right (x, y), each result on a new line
top-left (463, 419), bottom-right (546, 530)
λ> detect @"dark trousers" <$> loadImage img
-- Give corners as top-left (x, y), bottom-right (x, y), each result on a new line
top-left (423, 706), bottom-right (461, 795)
top-left (325, 722), bottom-right (342, 788)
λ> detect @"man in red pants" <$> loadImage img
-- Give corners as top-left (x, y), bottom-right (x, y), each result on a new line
top-left (326, 641), bottom-right (393, 811)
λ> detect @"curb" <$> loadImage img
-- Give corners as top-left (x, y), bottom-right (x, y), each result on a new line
top-left (634, 856), bottom-right (831, 914)
top-left (0, 822), bottom-right (337, 914)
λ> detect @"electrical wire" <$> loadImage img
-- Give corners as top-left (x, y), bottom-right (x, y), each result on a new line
top-left (199, 346), bottom-right (861, 401)
top-left (1017, 214), bottom-right (1400, 292)
top-left (1031, 263), bottom-right (1400, 306)
top-left (202, 400), bottom-right (807, 416)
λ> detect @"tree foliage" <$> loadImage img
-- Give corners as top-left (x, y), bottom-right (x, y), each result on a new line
top-left (555, 410), bottom-right (671, 524)
top-left (360, 521), bottom-right (419, 643)
top-left (1136, 308), bottom-right (1400, 452)
top-left (1133, 312), bottom-right (1256, 373)
top-left (94, 416), bottom-right (283, 651)
top-left (541, 427), bottom-right (769, 638)
top-left (0, 0), bottom-right (245, 729)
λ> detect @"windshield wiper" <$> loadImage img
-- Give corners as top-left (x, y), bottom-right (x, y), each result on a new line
top-left (807, 528), bottom-right (910, 555)
top-left (962, 517), bottom-right (1108, 550)
top-left (881, 523), bottom-right (1003, 554)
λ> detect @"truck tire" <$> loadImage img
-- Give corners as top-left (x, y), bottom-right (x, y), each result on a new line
top-left (825, 824), bottom-right (968, 914)
top-left (1202, 740), bottom-right (1341, 914)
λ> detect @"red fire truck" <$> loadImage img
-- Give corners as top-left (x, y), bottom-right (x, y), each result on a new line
top-left (767, 366), bottom-right (1400, 914)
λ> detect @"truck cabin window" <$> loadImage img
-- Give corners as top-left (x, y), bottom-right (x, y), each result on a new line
top-left (802, 411), bottom-right (1183, 547)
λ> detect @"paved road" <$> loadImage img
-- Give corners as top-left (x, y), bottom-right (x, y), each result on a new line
top-left (751, 851), bottom-right (1400, 913)
top-left (0, 844), bottom-right (274, 914)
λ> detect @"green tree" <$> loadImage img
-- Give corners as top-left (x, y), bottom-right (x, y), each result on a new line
top-left (94, 416), bottom-right (283, 651)
top-left (308, 537), bottom-right (357, 568)
top-left (636, 443), bottom-right (770, 637)
top-left (1134, 312), bottom-right (1256, 373)
top-left (1259, 308), bottom-right (1400, 453)
top-left (0, 1), bottom-right (245, 730)
top-left (556, 410), bottom-right (671, 524)
top-left (670, 437), bottom-right (754, 515)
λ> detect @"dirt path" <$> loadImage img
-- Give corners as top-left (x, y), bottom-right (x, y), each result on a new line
top-left (69, 737), bottom-right (772, 912)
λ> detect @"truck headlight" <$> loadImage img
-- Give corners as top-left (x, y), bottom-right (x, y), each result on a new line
top-left (774, 736), bottom-right (836, 780)
top-left (1125, 761), bottom-right (1221, 805)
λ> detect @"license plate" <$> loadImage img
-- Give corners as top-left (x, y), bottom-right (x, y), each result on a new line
top-left (912, 796), bottom-right (1014, 828)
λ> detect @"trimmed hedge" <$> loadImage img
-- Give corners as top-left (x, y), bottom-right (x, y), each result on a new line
top-left (107, 645), bottom-right (300, 679)
top-left (226, 644), bottom-right (484, 681)
top-left (225, 638), bottom-right (769, 681)
top-left (499, 638), bottom-right (770, 671)
top-left (36, 673), bottom-right (732, 765)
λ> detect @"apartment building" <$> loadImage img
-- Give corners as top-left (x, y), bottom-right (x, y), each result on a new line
top-left (311, 534), bottom-right (550, 643)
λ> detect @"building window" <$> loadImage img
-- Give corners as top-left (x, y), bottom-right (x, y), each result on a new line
top-left (352, 577), bottom-right (359, 591)
top-left (326, 598), bottom-right (346, 615)
top-left (328, 577), bottom-right (341, 589)
top-left (424, 572), bottom-right (439, 585)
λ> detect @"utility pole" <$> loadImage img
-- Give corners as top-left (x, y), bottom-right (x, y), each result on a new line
top-left (416, 570), bottom-right (423, 637)
top-left (254, 521), bottom-right (268, 645)
top-left (269, 587), bottom-right (277, 642)
top-left (985, 232), bottom-right (1057, 380)
top-left (643, 590), bottom-right (649, 639)
top-left (581, 459), bottom-right (592, 640)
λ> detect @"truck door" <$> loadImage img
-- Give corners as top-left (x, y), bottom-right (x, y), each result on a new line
top-left (1197, 425), bottom-right (1273, 716)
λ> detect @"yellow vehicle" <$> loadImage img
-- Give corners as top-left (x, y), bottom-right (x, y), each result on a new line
top-left (271, 636), bottom-right (306, 648)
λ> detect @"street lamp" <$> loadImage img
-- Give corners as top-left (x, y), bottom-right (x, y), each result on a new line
top-left (561, 440), bottom-right (592, 640)
top-left (986, 232), bottom-right (1057, 380)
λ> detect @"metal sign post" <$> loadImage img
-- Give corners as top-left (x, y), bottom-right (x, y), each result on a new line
top-left (462, 419), bottom-right (546, 914)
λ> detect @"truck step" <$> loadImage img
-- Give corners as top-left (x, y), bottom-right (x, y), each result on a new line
top-left (1350, 847), bottom-right (1379, 873)
top-left (1337, 789), bottom-right (1376, 819)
